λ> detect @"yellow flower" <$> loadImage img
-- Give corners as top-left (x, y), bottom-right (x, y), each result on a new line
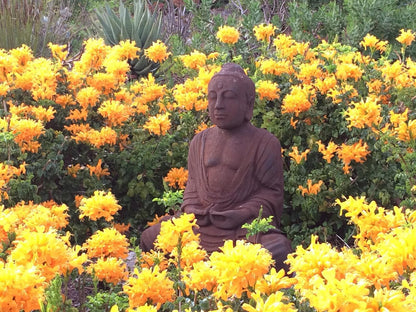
top-left (66, 108), bottom-right (88, 121)
top-left (126, 304), bottom-right (158, 312)
top-left (143, 113), bottom-right (171, 136)
top-left (253, 24), bottom-right (276, 42)
top-left (83, 227), bottom-right (129, 259)
top-left (242, 291), bottom-right (296, 312)
top-left (79, 190), bottom-right (121, 222)
top-left (98, 99), bottom-right (133, 126)
top-left (345, 96), bottom-right (382, 130)
top-left (111, 39), bottom-right (140, 60)
top-left (335, 62), bottom-right (363, 81)
top-left (180, 50), bottom-right (207, 69)
top-left (288, 146), bottom-right (310, 164)
top-left (144, 40), bottom-right (170, 63)
top-left (140, 249), bottom-right (169, 271)
top-left (256, 58), bottom-right (294, 76)
top-left (256, 80), bottom-right (280, 100)
top-left (10, 228), bottom-right (74, 282)
top-left (170, 240), bottom-right (207, 268)
top-left (397, 29), bottom-right (415, 46)
top-left (216, 25), bottom-right (240, 44)
top-left (9, 44), bottom-right (33, 67)
top-left (76, 86), bottom-right (101, 108)
top-left (396, 119), bottom-right (416, 142)
top-left (381, 60), bottom-right (403, 81)
top-left (86, 126), bottom-right (118, 148)
top-left (254, 267), bottom-right (296, 295)
top-left (360, 33), bottom-right (379, 50)
top-left (88, 256), bottom-right (128, 285)
top-left (131, 73), bottom-right (166, 106)
top-left (0, 82), bottom-right (9, 96)
top-left (183, 260), bottom-right (217, 292)
top-left (0, 261), bottom-right (46, 312)
top-left (155, 213), bottom-right (199, 253)
top-left (123, 266), bottom-right (175, 309)
top-left (210, 240), bottom-right (273, 300)
top-left (0, 162), bottom-right (26, 202)
top-left (87, 72), bottom-right (118, 94)
top-left (75, 37), bottom-right (109, 73)
top-left (282, 85), bottom-right (314, 116)
top-left (48, 42), bottom-right (68, 61)
top-left (297, 59), bottom-right (324, 84)
top-left (163, 167), bottom-right (188, 189)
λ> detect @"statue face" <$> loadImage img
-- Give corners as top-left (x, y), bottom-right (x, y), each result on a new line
top-left (207, 76), bottom-right (248, 129)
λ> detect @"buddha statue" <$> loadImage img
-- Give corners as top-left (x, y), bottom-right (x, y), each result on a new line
top-left (141, 63), bottom-right (292, 271)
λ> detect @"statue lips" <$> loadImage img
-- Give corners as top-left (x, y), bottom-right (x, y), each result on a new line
top-left (214, 113), bottom-right (227, 119)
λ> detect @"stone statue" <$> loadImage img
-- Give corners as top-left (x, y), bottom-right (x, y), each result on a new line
top-left (140, 63), bottom-right (292, 271)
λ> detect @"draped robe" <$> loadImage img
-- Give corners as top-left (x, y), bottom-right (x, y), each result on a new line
top-left (182, 126), bottom-right (285, 252)
top-left (140, 125), bottom-right (292, 270)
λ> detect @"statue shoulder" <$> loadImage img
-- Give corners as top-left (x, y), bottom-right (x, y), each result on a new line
top-left (253, 127), bottom-right (281, 146)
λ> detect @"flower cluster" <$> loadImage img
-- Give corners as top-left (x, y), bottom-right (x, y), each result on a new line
top-left (286, 196), bottom-right (416, 311)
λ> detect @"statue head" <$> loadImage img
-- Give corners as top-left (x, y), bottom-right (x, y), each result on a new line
top-left (207, 63), bottom-right (256, 129)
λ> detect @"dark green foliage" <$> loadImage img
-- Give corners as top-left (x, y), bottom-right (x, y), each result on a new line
top-left (95, 0), bottom-right (163, 77)
top-left (288, 0), bottom-right (416, 57)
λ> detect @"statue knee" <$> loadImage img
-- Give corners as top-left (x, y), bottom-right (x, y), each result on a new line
top-left (139, 223), bottom-right (161, 252)
top-left (260, 233), bottom-right (293, 273)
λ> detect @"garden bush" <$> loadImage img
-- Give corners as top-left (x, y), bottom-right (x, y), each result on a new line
top-left (0, 14), bottom-right (415, 311)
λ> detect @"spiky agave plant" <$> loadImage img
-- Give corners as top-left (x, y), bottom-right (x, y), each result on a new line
top-left (95, 0), bottom-right (163, 78)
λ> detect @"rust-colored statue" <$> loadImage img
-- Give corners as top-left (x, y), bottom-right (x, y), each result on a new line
top-left (141, 63), bottom-right (292, 271)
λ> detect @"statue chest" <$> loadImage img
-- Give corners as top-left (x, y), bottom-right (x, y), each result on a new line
top-left (203, 136), bottom-right (251, 192)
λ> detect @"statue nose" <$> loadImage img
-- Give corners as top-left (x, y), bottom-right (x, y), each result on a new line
top-left (215, 97), bottom-right (225, 109)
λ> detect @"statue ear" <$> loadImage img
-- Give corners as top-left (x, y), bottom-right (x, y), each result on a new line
top-left (245, 96), bottom-right (255, 121)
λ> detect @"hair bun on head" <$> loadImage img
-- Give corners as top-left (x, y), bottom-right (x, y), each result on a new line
top-left (210, 63), bottom-right (255, 98)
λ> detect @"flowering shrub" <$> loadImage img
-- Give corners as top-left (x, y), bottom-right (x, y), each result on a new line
top-left (0, 14), bottom-right (415, 311)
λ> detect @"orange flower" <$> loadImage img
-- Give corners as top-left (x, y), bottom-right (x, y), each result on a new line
top-left (216, 25), bottom-right (240, 44)
top-left (66, 108), bottom-right (88, 121)
top-left (337, 139), bottom-right (371, 174)
top-left (10, 117), bottom-right (44, 153)
top-left (195, 122), bottom-right (210, 134)
top-left (288, 146), bottom-right (310, 164)
top-left (316, 140), bottom-right (338, 163)
top-left (113, 222), bottom-right (130, 234)
top-left (67, 163), bottom-right (81, 177)
top-left (298, 179), bottom-right (324, 196)
top-left (164, 167), bottom-right (189, 189)
top-left (87, 159), bottom-right (110, 179)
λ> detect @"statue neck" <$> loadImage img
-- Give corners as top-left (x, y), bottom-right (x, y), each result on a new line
top-left (215, 121), bottom-right (252, 137)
